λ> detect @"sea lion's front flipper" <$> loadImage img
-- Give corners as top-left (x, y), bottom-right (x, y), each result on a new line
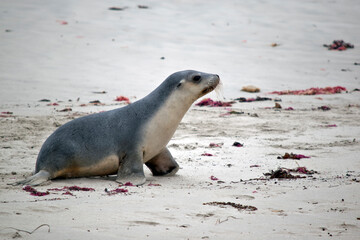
top-left (145, 148), bottom-right (179, 176)
top-left (116, 151), bottom-right (146, 186)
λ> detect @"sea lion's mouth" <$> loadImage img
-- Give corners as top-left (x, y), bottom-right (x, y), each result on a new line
top-left (202, 86), bottom-right (215, 95)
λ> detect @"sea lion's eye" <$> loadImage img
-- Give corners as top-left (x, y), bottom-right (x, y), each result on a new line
top-left (177, 83), bottom-right (182, 88)
top-left (192, 75), bottom-right (201, 82)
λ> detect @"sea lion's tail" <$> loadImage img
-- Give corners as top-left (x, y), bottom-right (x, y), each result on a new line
top-left (8, 170), bottom-right (51, 186)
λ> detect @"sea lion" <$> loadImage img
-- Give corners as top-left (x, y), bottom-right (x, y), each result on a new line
top-left (11, 70), bottom-right (220, 186)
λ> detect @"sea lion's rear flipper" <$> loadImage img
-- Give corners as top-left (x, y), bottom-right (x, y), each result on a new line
top-left (145, 148), bottom-right (179, 176)
top-left (8, 170), bottom-right (51, 186)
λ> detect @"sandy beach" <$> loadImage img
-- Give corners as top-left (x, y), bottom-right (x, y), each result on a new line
top-left (1, 0), bottom-right (360, 239)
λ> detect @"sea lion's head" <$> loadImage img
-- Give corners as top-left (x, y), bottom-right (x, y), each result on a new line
top-left (170, 70), bottom-right (220, 100)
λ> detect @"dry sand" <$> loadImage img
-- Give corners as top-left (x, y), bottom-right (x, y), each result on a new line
top-left (1, 0), bottom-right (360, 239)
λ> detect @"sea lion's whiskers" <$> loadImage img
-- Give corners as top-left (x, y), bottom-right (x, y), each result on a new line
top-left (214, 80), bottom-right (224, 101)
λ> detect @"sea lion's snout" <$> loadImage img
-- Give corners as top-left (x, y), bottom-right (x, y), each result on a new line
top-left (201, 74), bottom-right (220, 95)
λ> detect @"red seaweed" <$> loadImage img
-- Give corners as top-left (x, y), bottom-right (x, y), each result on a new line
top-left (62, 191), bottom-right (74, 196)
top-left (123, 182), bottom-right (134, 187)
top-left (47, 103), bottom-right (59, 106)
top-left (196, 98), bottom-right (233, 107)
top-left (318, 106), bottom-right (331, 111)
top-left (114, 96), bottom-right (130, 104)
top-left (23, 186), bottom-right (50, 197)
top-left (210, 176), bottom-right (219, 181)
top-left (292, 167), bottom-right (317, 175)
top-left (270, 86), bottom-right (346, 95)
top-left (209, 143), bottom-right (223, 148)
top-left (278, 153), bottom-right (310, 160)
top-left (323, 40), bottom-right (354, 51)
top-left (201, 153), bottom-right (213, 156)
top-left (56, 20), bottom-right (68, 25)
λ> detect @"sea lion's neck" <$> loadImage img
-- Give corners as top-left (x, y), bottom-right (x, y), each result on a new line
top-left (141, 88), bottom-right (196, 161)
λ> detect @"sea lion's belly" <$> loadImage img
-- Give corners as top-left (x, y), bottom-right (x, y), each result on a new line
top-left (53, 155), bottom-right (119, 178)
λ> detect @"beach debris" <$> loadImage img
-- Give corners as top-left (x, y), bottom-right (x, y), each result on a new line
top-left (203, 201), bottom-right (257, 211)
top-left (62, 191), bottom-right (74, 196)
top-left (57, 108), bottom-right (72, 112)
top-left (2, 224), bottom-right (50, 237)
top-left (56, 20), bottom-right (68, 25)
top-left (241, 85), bottom-right (260, 93)
top-left (105, 187), bottom-right (128, 195)
top-left (1, 111), bottom-right (13, 114)
top-left (235, 96), bottom-right (272, 102)
top-left (196, 98), bottom-right (233, 107)
top-left (354, 63), bottom-right (360, 65)
top-left (47, 103), bottom-right (59, 106)
top-left (48, 186), bottom-right (95, 192)
top-left (291, 167), bottom-right (317, 175)
top-left (269, 86), bottom-right (346, 95)
top-left (209, 143), bottom-right (223, 148)
top-left (263, 168), bottom-right (305, 179)
top-left (108, 7), bottom-right (128, 11)
top-left (89, 100), bottom-right (104, 106)
top-left (23, 186), bottom-right (49, 196)
top-left (210, 176), bottom-right (219, 181)
top-left (250, 165), bottom-right (261, 168)
top-left (278, 153), bottom-right (310, 160)
top-left (220, 109), bottom-right (244, 116)
top-left (274, 103), bottom-right (282, 109)
top-left (232, 142), bottom-right (243, 147)
top-left (39, 99), bottom-right (51, 102)
top-left (65, 186), bottom-right (94, 191)
top-left (114, 96), bottom-right (131, 104)
top-left (202, 153), bottom-right (214, 156)
top-left (285, 107), bottom-right (294, 110)
top-left (138, 5), bottom-right (149, 9)
top-left (271, 43), bottom-right (280, 47)
top-left (148, 183), bottom-right (161, 186)
top-left (227, 110), bottom-right (244, 115)
top-left (318, 105), bottom-right (331, 111)
top-left (324, 124), bottom-right (337, 127)
top-left (228, 110), bottom-right (244, 115)
top-left (0, 113), bottom-right (14, 118)
top-left (92, 91), bottom-right (107, 94)
top-left (323, 40), bottom-right (354, 51)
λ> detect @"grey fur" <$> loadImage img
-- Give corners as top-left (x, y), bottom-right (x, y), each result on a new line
top-left (10, 70), bottom-right (220, 186)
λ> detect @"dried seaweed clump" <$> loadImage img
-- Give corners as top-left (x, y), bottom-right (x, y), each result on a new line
top-left (203, 201), bottom-right (257, 211)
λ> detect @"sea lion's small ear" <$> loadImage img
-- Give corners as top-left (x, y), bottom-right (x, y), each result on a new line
top-left (177, 79), bottom-right (185, 88)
